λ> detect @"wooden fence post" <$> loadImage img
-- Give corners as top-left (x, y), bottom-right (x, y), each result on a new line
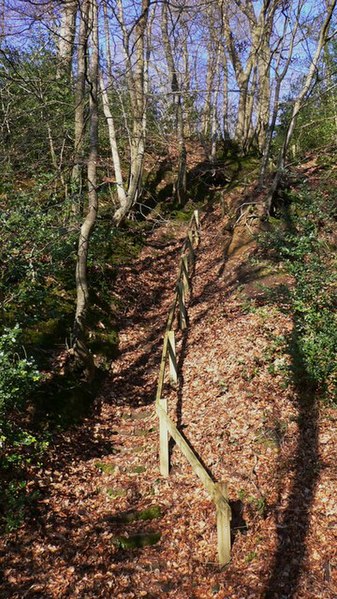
top-left (167, 330), bottom-right (178, 385)
top-left (177, 281), bottom-right (187, 330)
top-left (159, 397), bottom-right (169, 477)
top-left (155, 209), bottom-right (234, 564)
top-left (215, 482), bottom-right (231, 565)
top-left (193, 210), bottom-right (200, 246)
top-left (182, 255), bottom-right (190, 296)
top-left (156, 333), bottom-right (169, 402)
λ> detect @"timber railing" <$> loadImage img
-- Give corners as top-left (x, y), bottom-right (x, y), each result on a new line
top-left (155, 210), bottom-right (231, 564)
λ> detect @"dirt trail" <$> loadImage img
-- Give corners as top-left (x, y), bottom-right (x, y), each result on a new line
top-left (1, 207), bottom-right (336, 599)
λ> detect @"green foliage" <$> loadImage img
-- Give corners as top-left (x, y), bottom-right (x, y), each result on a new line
top-left (0, 325), bottom-right (48, 532)
top-left (2, 481), bottom-right (27, 532)
top-left (261, 188), bottom-right (337, 399)
top-left (0, 324), bottom-right (45, 471)
top-left (90, 222), bottom-right (145, 267)
top-left (1, 477), bottom-right (43, 533)
top-left (0, 44), bottom-right (74, 178)
top-left (0, 325), bottom-right (40, 416)
top-left (0, 184), bottom-right (78, 331)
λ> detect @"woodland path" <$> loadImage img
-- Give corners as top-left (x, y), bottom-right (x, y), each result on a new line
top-left (1, 205), bottom-right (336, 599)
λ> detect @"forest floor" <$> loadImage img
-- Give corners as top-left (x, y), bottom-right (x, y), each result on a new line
top-left (0, 186), bottom-right (336, 598)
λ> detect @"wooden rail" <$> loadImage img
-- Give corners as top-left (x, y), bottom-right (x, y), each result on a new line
top-left (155, 210), bottom-right (231, 565)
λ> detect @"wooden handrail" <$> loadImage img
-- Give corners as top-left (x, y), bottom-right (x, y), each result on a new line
top-left (155, 211), bottom-right (199, 400)
top-left (155, 209), bottom-right (232, 565)
top-left (157, 404), bottom-right (215, 496)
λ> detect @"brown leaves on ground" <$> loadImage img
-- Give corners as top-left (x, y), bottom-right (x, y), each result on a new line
top-left (0, 206), bottom-right (336, 599)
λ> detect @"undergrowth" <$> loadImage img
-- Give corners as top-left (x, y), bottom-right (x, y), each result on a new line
top-left (0, 179), bottom-right (149, 531)
top-left (260, 185), bottom-right (337, 401)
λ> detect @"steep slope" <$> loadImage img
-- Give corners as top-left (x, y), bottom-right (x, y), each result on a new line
top-left (0, 187), bottom-right (336, 598)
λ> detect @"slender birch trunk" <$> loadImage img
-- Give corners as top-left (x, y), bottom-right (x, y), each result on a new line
top-left (243, 67), bottom-right (257, 151)
top-left (222, 44), bottom-right (229, 140)
top-left (71, 0), bottom-right (90, 214)
top-left (100, 76), bottom-right (127, 209)
top-left (73, 0), bottom-right (99, 379)
top-left (161, 0), bottom-right (186, 205)
top-left (210, 42), bottom-right (222, 160)
top-left (256, 40), bottom-right (271, 151)
top-left (100, 1), bottom-right (127, 209)
top-left (112, 0), bottom-right (150, 224)
top-left (202, 33), bottom-right (216, 139)
top-left (182, 22), bottom-right (192, 137)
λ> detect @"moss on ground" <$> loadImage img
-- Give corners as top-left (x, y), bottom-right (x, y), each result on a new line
top-left (113, 532), bottom-right (161, 549)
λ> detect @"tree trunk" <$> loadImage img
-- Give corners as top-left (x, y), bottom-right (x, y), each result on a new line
top-left (57, 0), bottom-right (77, 76)
top-left (161, 0), bottom-right (187, 205)
top-left (100, 75), bottom-right (128, 211)
top-left (202, 32), bottom-right (216, 139)
top-left (235, 73), bottom-right (253, 148)
top-left (256, 41), bottom-right (271, 152)
top-left (71, 0), bottom-right (89, 215)
top-left (222, 43), bottom-right (229, 140)
top-left (112, 0), bottom-right (150, 224)
top-left (73, 0), bottom-right (98, 380)
top-left (210, 42), bottom-right (222, 161)
top-left (181, 17), bottom-right (192, 137)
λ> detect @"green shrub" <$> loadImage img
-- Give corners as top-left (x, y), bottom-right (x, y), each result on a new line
top-left (261, 188), bottom-right (337, 399)
top-left (0, 325), bottom-right (41, 416)
top-left (0, 324), bottom-right (43, 472)
top-left (0, 325), bottom-right (45, 531)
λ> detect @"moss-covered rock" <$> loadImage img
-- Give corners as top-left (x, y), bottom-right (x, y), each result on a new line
top-left (113, 532), bottom-right (161, 549)
top-left (110, 505), bottom-right (162, 524)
